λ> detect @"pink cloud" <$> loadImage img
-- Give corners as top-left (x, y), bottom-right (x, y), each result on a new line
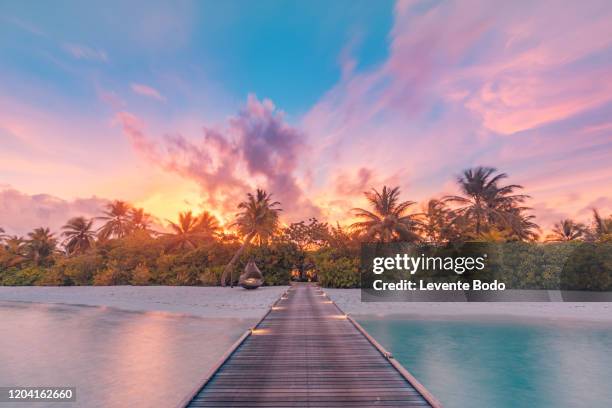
top-left (302, 0), bottom-right (612, 229)
top-left (116, 95), bottom-right (321, 222)
top-left (0, 187), bottom-right (108, 236)
top-left (130, 83), bottom-right (166, 101)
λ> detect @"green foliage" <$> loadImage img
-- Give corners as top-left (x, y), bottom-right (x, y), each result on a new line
top-left (236, 242), bottom-right (301, 285)
top-left (53, 253), bottom-right (104, 285)
top-left (154, 246), bottom-right (211, 285)
top-left (105, 231), bottom-right (164, 272)
top-left (199, 265), bottom-right (225, 285)
top-left (475, 241), bottom-right (612, 291)
top-left (131, 263), bottom-right (152, 285)
top-left (93, 261), bottom-right (131, 285)
top-left (313, 249), bottom-right (360, 288)
top-left (0, 266), bottom-right (44, 286)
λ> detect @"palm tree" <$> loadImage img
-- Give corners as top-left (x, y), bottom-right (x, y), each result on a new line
top-left (546, 219), bottom-right (585, 241)
top-left (508, 212), bottom-right (540, 241)
top-left (26, 227), bottom-right (57, 265)
top-left (196, 211), bottom-right (221, 237)
top-left (166, 211), bottom-right (204, 251)
top-left (62, 217), bottom-right (96, 255)
top-left (221, 189), bottom-right (282, 286)
top-left (129, 207), bottom-right (154, 234)
top-left (2, 236), bottom-right (27, 267)
top-left (97, 200), bottom-right (131, 240)
top-left (350, 186), bottom-right (421, 242)
top-left (445, 167), bottom-right (529, 236)
top-left (591, 209), bottom-right (612, 238)
top-left (419, 199), bottom-right (454, 244)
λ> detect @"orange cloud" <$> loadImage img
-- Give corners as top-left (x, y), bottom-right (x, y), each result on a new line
top-left (116, 95), bottom-right (321, 223)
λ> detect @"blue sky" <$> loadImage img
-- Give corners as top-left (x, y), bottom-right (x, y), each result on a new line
top-left (1, 0), bottom-right (393, 117)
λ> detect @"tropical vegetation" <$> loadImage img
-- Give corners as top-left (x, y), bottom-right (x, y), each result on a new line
top-left (1, 166), bottom-right (610, 287)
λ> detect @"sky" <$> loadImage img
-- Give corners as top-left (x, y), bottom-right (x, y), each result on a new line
top-left (1, 0), bottom-right (611, 235)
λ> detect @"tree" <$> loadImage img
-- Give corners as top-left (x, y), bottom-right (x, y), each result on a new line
top-left (283, 218), bottom-right (330, 251)
top-left (166, 211), bottom-right (203, 251)
top-left (546, 219), bottom-right (585, 241)
top-left (350, 186), bottom-right (421, 243)
top-left (221, 189), bottom-right (281, 286)
top-left (26, 227), bottom-right (57, 265)
top-left (445, 167), bottom-right (529, 236)
top-left (419, 199), bottom-right (455, 244)
top-left (281, 218), bottom-right (330, 280)
top-left (62, 217), bottom-right (96, 255)
top-left (165, 211), bottom-right (220, 251)
top-left (196, 211), bottom-right (221, 238)
top-left (129, 208), bottom-right (154, 234)
top-left (591, 209), bottom-right (612, 239)
top-left (97, 200), bottom-right (132, 240)
top-left (1, 236), bottom-right (27, 267)
top-left (507, 211), bottom-right (540, 241)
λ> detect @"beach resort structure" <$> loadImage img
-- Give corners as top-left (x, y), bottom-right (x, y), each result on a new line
top-left (181, 283), bottom-right (441, 407)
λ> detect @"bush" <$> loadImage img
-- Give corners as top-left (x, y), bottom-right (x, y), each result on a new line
top-left (93, 262), bottom-right (130, 285)
top-left (313, 249), bottom-right (359, 288)
top-left (0, 266), bottom-right (45, 286)
top-left (131, 263), bottom-right (152, 285)
top-left (199, 265), bottom-right (224, 285)
top-left (53, 253), bottom-right (105, 285)
top-left (105, 232), bottom-right (164, 272)
top-left (154, 246), bottom-right (211, 285)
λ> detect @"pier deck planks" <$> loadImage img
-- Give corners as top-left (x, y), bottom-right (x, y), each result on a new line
top-left (185, 283), bottom-right (437, 408)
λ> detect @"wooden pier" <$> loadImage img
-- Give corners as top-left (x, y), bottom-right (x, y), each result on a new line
top-left (182, 283), bottom-right (441, 407)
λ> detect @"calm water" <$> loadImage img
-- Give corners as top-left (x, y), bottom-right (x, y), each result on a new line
top-left (359, 317), bottom-right (612, 408)
top-left (3, 302), bottom-right (612, 407)
top-left (0, 301), bottom-right (250, 408)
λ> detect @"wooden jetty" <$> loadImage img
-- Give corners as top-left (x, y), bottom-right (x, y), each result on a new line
top-left (181, 283), bottom-right (441, 407)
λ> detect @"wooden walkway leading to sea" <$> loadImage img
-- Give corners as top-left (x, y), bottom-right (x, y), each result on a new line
top-left (182, 283), bottom-right (441, 407)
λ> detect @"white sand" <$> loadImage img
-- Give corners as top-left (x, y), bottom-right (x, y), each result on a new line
top-left (2, 285), bottom-right (611, 324)
top-left (324, 288), bottom-right (612, 324)
top-left (0, 285), bottom-right (288, 319)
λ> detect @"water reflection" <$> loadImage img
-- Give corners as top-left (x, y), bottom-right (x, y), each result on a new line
top-left (0, 302), bottom-right (251, 408)
top-left (360, 317), bottom-right (612, 408)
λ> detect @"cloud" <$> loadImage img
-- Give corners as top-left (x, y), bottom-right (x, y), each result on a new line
top-left (130, 83), bottom-right (166, 101)
top-left (116, 95), bottom-right (321, 222)
top-left (0, 187), bottom-right (108, 236)
top-left (62, 43), bottom-right (108, 62)
top-left (6, 16), bottom-right (45, 36)
top-left (302, 0), bottom-right (612, 229)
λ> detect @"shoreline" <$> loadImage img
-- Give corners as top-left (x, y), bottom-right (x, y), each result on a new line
top-left (0, 286), bottom-right (288, 319)
top-left (1, 286), bottom-right (611, 326)
top-left (324, 288), bottom-right (612, 325)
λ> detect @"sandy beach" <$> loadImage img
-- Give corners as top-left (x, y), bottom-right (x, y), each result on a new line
top-left (325, 288), bottom-right (612, 324)
top-left (0, 286), bottom-right (288, 319)
top-left (1, 286), bottom-right (611, 324)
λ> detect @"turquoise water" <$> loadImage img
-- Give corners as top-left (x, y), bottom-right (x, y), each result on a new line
top-left (359, 318), bottom-right (612, 408)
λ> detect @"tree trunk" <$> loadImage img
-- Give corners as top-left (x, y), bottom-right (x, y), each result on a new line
top-left (221, 233), bottom-right (254, 287)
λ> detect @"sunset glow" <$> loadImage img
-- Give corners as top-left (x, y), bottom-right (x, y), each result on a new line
top-left (1, 0), bottom-right (611, 235)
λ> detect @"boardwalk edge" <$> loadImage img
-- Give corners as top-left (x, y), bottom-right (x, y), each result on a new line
top-left (321, 286), bottom-right (444, 408)
top-left (176, 286), bottom-right (291, 408)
